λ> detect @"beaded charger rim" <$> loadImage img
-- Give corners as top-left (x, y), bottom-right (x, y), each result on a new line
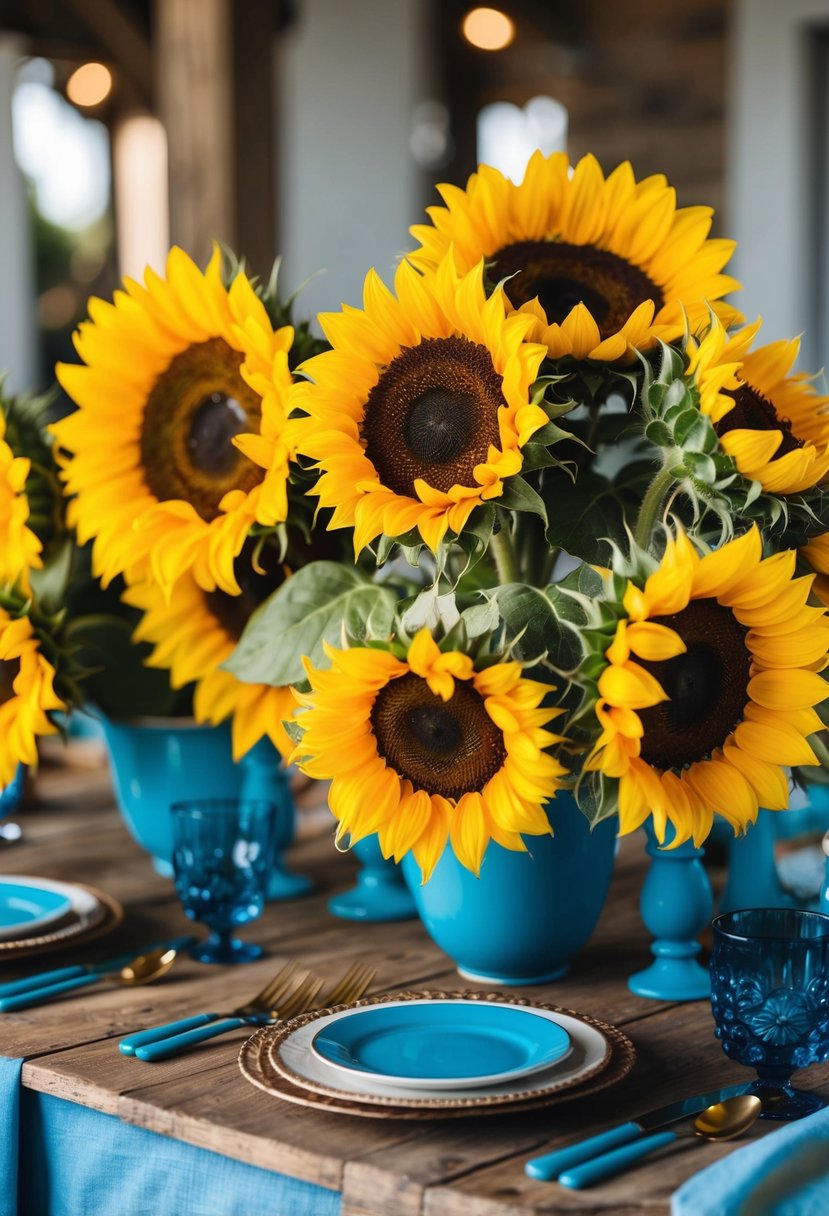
top-left (0, 884), bottom-right (123, 959)
top-left (238, 989), bottom-right (636, 1120)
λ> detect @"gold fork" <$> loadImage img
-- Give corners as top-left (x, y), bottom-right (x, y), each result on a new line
top-left (287, 961), bottom-right (376, 1021)
top-left (133, 961), bottom-right (375, 1061)
top-left (120, 961), bottom-right (299, 1057)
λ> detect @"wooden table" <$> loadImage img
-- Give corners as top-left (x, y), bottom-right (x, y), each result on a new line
top-left (2, 761), bottom-right (826, 1216)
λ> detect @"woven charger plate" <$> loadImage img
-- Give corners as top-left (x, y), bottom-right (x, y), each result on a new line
top-left (239, 990), bottom-right (636, 1120)
top-left (0, 884), bottom-right (123, 960)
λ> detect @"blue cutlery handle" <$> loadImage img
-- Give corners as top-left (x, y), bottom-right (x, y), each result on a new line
top-left (558, 1130), bottom-right (678, 1189)
top-left (0, 966), bottom-right (86, 999)
top-left (135, 1018), bottom-right (248, 1061)
top-left (525, 1122), bottom-right (641, 1180)
top-left (0, 971), bottom-right (103, 1012)
top-left (119, 1014), bottom-right (217, 1055)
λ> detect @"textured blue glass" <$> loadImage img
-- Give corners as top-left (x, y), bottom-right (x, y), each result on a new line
top-left (710, 908), bottom-right (829, 1119)
top-left (171, 799), bottom-right (275, 964)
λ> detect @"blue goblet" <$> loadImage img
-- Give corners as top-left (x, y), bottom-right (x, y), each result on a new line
top-left (171, 799), bottom-right (275, 964)
top-left (710, 908), bottom-right (829, 1119)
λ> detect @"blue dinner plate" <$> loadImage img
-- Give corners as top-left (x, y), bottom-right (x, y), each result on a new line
top-left (0, 879), bottom-right (73, 940)
top-left (310, 999), bottom-right (572, 1089)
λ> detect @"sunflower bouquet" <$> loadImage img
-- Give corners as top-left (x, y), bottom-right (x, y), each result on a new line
top-left (5, 150), bottom-right (829, 892)
top-left (0, 248), bottom-right (352, 778)
top-left (224, 151), bottom-right (829, 882)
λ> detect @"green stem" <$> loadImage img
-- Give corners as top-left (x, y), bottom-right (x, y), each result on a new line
top-left (491, 515), bottom-right (520, 584)
top-left (634, 465), bottom-right (677, 550)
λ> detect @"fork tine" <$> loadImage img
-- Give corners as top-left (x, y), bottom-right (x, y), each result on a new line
top-left (249, 961), bottom-right (298, 1009)
top-left (323, 962), bottom-right (375, 1007)
top-left (277, 974), bottom-right (325, 1020)
top-left (338, 965), bottom-right (375, 1006)
top-left (320, 962), bottom-right (363, 1007)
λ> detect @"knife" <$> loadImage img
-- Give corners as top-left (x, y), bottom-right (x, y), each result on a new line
top-left (524, 1083), bottom-right (747, 1181)
top-left (0, 935), bottom-right (196, 1002)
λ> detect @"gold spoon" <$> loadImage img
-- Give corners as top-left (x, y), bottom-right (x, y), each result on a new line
top-left (115, 946), bottom-right (179, 986)
top-left (559, 1095), bottom-right (763, 1188)
top-left (0, 946), bottom-right (179, 1011)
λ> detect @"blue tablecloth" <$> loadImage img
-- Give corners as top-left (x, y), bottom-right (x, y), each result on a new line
top-left (2, 1056), bottom-right (340, 1216)
top-left (672, 1104), bottom-right (829, 1216)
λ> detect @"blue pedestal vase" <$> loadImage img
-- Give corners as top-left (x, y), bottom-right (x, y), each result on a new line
top-left (628, 820), bottom-right (712, 1001)
top-left (0, 764), bottom-right (24, 818)
top-left (238, 739), bottom-right (314, 901)
top-left (328, 835), bottom-right (417, 922)
top-left (401, 794), bottom-right (617, 986)
top-left (0, 764), bottom-right (25, 842)
top-left (101, 717), bottom-right (243, 877)
top-left (720, 808), bottom-right (793, 914)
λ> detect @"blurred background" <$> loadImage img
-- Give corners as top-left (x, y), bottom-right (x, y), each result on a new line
top-left (0, 0), bottom-right (827, 395)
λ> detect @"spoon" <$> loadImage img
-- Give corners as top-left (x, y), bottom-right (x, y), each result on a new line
top-left (0, 945), bottom-right (179, 1012)
top-left (558, 1095), bottom-right (763, 1188)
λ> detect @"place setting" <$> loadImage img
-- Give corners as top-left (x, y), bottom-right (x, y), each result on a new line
top-left (0, 873), bottom-right (123, 960)
top-left (239, 990), bottom-right (637, 1120)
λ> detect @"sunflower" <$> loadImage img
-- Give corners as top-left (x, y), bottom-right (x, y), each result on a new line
top-left (689, 317), bottom-right (829, 495)
top-left (123, 562), bottom-right (296, 762)
top-left (585, 527), bottom-right (829, 846)
top-left (801, 533), bottom-right (829, 607)
top-left (53, 246), bottom-right (297, 596)
top-left (0, 412), bottom-right (41, 592)
top-left (293, 253), bottom-right (548, 554)
top-left (292, 628), bottom-right (568, 880)
top-left (0, 608), bottom-right (65, 787)
top-left (409, 152), bottom-right (742, 363)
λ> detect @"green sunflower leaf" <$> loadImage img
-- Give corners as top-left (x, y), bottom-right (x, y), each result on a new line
top-left (225, 561), bottom-right (398, 687)
top-left (498, 475), bottom-right (548, 522)
top-left (488, 582), bottom-right (583, 670)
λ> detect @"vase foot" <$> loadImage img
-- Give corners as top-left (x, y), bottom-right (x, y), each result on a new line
top-left (628, 956), bottom-right (710, 1001)
top-left (190, 938), bottom-right (264, 965)
top-left (328, 883), bottom-right (417, 922)
top-left (152, 856), bottom-right (174, 879)
top-left (267, 867), bottom-right (314, 901)
top-left (456, 963), bottom-right (570, 986)
top-left (749, 1081), bottom-right (827, 1120)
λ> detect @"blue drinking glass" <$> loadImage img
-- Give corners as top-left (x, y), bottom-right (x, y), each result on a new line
top-left (171, 799), bottom-right (275, 964)
top-left (710, 908), bottom-right (829, 1119)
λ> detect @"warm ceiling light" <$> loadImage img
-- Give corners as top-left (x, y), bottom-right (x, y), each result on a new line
top-left (462, 7), bottom-right (515, 51)
top-left (66, 62), bottom-right (113, 108)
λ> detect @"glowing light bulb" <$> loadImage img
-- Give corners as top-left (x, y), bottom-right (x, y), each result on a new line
top-left (462, 8), bottom-right (515, 51)
top-left (66, 63), bottom-right (113, 108)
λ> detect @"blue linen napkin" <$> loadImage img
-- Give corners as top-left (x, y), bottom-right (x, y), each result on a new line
top-left (672, 1104), bottom-right (829, 1216)
top-left (0, 1057), bottom-right (23, 1216)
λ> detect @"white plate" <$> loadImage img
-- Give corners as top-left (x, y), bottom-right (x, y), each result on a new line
top-left (0, 874), bottom-right (99, 942)
top-left (274, 999), bottom-right (609, 1106)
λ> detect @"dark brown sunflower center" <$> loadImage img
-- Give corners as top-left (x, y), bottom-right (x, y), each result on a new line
top-left (370, 672), bottom-right (506, 799)
top-left (141, 337), bottom-right (264, 522)
top-left (716, 383), bottom-right (805, 457)
top-left (205, 541), bottom-right (288, 640)
top-left (490, 241), bottom-right (664, 337)
top-left (0, 658), bottom-right (19, 706)
top-left (360, 337), bottom-right (503, 497)
top-left (636, 598), bottom-right (752, 770)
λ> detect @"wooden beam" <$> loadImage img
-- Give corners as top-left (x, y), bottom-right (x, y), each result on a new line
top-left (231, 0), bottom-right (277, 275)
top-left (153, 0), bottom-right (235, 261)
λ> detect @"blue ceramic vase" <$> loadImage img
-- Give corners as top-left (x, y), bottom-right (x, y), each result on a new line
top-left (401, 794), bottom-right (617, 985)
top-left (101, 717), bottom-right (243, 877)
